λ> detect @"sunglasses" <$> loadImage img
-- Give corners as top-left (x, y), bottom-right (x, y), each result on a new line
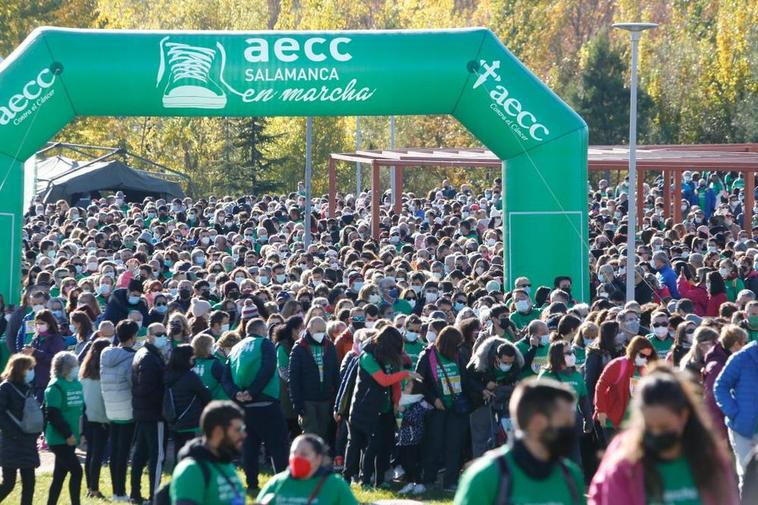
top-left (652, 323), bottom-right (668, 328)
top-left (638, 352), bottom-right (651, 359)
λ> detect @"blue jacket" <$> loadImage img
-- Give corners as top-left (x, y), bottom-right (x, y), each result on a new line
top-left (714, 341), bottom-right (758, 438)
top-left (656, 264), bottom-right (680, 299)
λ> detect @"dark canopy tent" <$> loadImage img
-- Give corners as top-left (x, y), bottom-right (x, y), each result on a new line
top-left (36, 155), bottom-right (185, 204)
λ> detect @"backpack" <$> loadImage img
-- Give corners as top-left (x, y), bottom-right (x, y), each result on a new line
top-left (153, 457), bottom-right (209, 505)
top-left (495, 452), bottom-right (580, 505)
top-left (162, 384), bottom-right (196, 429)
top-left (6, 383), bottom-right (44, 434)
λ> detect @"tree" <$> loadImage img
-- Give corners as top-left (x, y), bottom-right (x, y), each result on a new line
top-left (567, 30), bottom-right (651, 145)
top-left (229, 117), bottom-right (285, 195)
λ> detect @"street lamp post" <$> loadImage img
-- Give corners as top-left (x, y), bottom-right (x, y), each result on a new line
top-left (613, 22), bottom-right (657, 302)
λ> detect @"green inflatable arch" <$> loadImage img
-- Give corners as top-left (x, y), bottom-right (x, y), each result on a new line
top-left (0, 27), bottom-right (587, 304)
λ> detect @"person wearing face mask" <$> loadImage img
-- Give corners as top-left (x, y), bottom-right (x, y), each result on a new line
top-left (515, 320), bottom-right (551, 378)
top-left (130, 320), bottom-right (168, 504)
top-left (44, 351), bottom-right (84, 505)
top-left (103, 278), bottom-right (150, 325)
top-left (78, 338), bottom-right (110, 500)
top-left (538, 341), bottom-right (593, 468)
top-left (402, 315), bottom-right (425, 369)
top-left (509, 289), bottom-right (540, 331)
top-left (589, 365), bottom-right (738, 505)
top-left (667, 321), bottom-right (696, 367)
top-left (21, 310), bottom-right (64, 402)
top-left (594, 336), bottom-right (657, 441)
top-left (288, 317), bottom-right (339, 442)
top-left (165, 344), bottom-right (212, 466)
top-left (167, 401), bottom-right (246, 505)
top-left (258, 434), bottom-right (357, 505)
top-left (14, 290), bottom-right (50, 354)
top-left (703, 325), bottom-right (747, 440)
top-left (616, 309), bottom-right (641, 350)
top-left (645, 311), bottom-right (673, 360)
top-left (466, 338), bottom-right (523, 458)
top-left (0, 355), bottom-right (39, 505)
top-left (455, 379), bottom-right (585, 505)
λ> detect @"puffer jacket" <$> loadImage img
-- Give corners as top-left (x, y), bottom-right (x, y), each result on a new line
top-left (164, 369), bottom-right (211, 432)
top-left (103, 288), bottom-right (149, 324)
top-left (0, 380), bottom-right (40, 469)
top-left (100, 346), bottom-right (136, 422)
top-left (288, 333), bottom-right (339, 414)
top-left (589, 431), bottom-right (738, 505)
top-left (714, 341), bottom-right (758, 438)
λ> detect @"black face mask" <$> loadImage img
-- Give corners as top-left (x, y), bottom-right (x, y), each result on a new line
top-left (540, 425), bottom-right (576, 461)
top-left (643, 430), bottom-right (680, 455)
top-left (178, 288), bottom-right (191, 300)
top-left (352, 320), bottom-right (365, 330)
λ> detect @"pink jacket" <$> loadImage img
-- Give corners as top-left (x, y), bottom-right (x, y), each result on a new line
top-left (589, 432), bottom-right (739, 505)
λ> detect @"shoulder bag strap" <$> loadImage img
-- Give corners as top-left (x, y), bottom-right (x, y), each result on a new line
top-left (306, 473), bottom-right (330, 505)
top-left (495, 453), bottom-right (512, 505)
top-left (558, 461), bottom-right (580, 505)
top-left (434, 349), bottom-right (457, 395)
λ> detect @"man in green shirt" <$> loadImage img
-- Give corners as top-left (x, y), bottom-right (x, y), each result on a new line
top-left (516, 320), bottom-right (550, 378)
top-left (454, 378), bottom-right (585, 505)
top-left (170, 401), bottom-right (246, 505)
top-left (746, 301), bottom-right (758, 342)
top-left (509, 289), bottom-right (541, 331)
top-left (646, 310), bottom-right (673, 360)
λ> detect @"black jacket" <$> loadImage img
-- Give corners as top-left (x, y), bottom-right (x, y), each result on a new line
top-left (103, 288), bottom-right (150, 324)
top-left (164, 369), bottom-right (211, 432)
top-left (288, 333), bottom-right (339, 413)
top-left (132, 343), bottom-right (166, 422)
top-left (415, 346), bottom-right (470, 410)
top-left (348, 345), bottom-right (395, 432)
top-left (584, 346), bottom-right (614, 407)
top-left (334, 352), bottom-right (360, 417)
top-left (0, 380), bottom-right (40, 469)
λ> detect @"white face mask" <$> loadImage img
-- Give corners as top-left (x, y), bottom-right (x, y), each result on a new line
top-left (365, 321), bottom-right (376, 329)
top-left (498, 363), bottom-right (512, 372)
top-left (635, 356), bottom-right (648, 367)
top-left (220, 324), bottom-right (230, 333)
top-left (719, 268), bottom-right (729, 278)
top-left (564, 354), bottom-right (577, 368)
top-left (540, 334), bottom-right (549, 346)
top-left (426, 331), bottom-right (436, 343)
top-left (369, 294), bottom-right (381, 304)
top-left (425, 292), bottom-right (439, 303)
top-left (515, 300), bottom-right (530, 313)
top-left (405, 331), bottom-right (418, 342)
top-left (153, 335), bottom-right (168, 349)
top-left (653, 326), bottom-right (669, 338)
top-left (312, 332), bottom-right (326, 343)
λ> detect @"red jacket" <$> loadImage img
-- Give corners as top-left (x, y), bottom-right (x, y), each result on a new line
top-left (593, 356), bottom-right (642, 428)
top-left (334, 328), bottom-right (353, 366)
top-left (676, 277), bottom-right (707, 315)
top-left (705, 292), bottom-right (728, 317)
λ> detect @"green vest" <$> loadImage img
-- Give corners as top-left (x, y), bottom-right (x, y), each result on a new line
top-left (44, 378), bottom-right (84, 446)
top-left (193, 357), bottom-right (228, 400)
top-left (229, 336), bottom-right (279, 400)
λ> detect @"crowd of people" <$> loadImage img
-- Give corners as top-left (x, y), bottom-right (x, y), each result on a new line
top-left (0, 169), bottom-right (757, 504)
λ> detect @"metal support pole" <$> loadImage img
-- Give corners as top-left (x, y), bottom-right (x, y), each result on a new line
top-left (328, 157), bottom-right (336, 218)
top-left (745, 171), bottom-right (755, 233)
top-left (304, 117), bottom-right (313, 247)
top-left (662, 169), bottom-right (671, 220)
top-left (390, 115), bottom-right (397, 208)
top-left (394, 166), bottom-right (403, 215)
top-left (372, 161), bottom-right (381, 240)
top-left (356, 117), bottom-right (362, 195)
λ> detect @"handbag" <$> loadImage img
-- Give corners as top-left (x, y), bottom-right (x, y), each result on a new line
top-left (434, 350), bottom-right (470, 415)
top-left (6, 383), bottom-right (44, 434)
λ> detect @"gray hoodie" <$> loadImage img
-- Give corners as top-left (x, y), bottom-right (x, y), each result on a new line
top-left (100, 346), bottom-right (136, 422)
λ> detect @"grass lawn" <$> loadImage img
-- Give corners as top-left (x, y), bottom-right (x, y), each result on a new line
top-left (5, 468), bottom-right (455, 504)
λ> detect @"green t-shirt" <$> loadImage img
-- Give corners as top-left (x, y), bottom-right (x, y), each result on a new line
top-left (748, 327), bottom-right (758, 343)
top-left (454, 446), bottom-right (586, 505)
top-left (392, 298), bottom-right (413, 315)
top-left (648, 457), bottom-right (701, 505)
top-left (403, 339), bottom-right (424, 370)
top-left (509, 308), bottom-right (541, 330)
top-left (434, 353), bottom-right (462, 409)
top-left (538, 369), bottom-right (588, 401)
top-left (193, 357), bottom-right (228, 400)
top-left (44, 378), bottom-right (84, 446)
top-left (516, 341), bottom-right (550, 378)
top-left (170, 458), bottom-right (245, 505)
top-left (647, 334), bottom-right (673, 360)
top-left (276, 344), bottom-right (290, 371)
top-left (574, 346), bottom-right (587, 369)
top-left (725, 277), bottom-right (744, 303)
top-left (257, 471), bottom-right (358, 505)
top-left (360, 352), bottom-right (393, 413)
top-left (311, 342), bottom-right (325, 383)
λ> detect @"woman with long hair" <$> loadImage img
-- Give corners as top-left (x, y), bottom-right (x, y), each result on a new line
top-left (344, 325), bottom-right (413, 488)
top-left (273, 315), bottom-right (305, 438)
top-left (589, 364), bottom-right (739, 505)
top-left (22, 309), bottom-right (65, 402)
top-left (79, 338), bottom-right (110, 499)
top-left (0, 355), bottom-right (39, 505)
top-left (584, 320), bottom-right (619, 408)
top-left (70, 310), bottom-right (94, 357)
top-left (668, 321), bottom-right (696, 367)
top-left (416, 326), bottom-right (470, 493)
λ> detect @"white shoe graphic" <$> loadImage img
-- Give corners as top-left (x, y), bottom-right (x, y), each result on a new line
top-left (156, 37), bottom-right (227, 109)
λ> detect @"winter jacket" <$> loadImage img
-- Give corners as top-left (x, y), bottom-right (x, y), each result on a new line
top-left (593, 356), bottom-right (642, 428)
top-left (584, 347), bottom-right (613, 408)
top-left (714, 341), bottom-right (758, 438)
top-left (222, 335), bottom-right (279, 404)
top-left (164, 369), bottom-right (211, 432)
top-left (334, 352), bottom-right (359, 417)
top-left (465, 337), bottom-right (522, 410)
top-left (416, 345), bottom-right (469, 409)
top-left (334, 328), bottom-right (353, 365)
top-left (705, 292), bottom-right (728, 317)
top-left (588, 431), bottom-right (738, 505)
top-left (0, 380), bottom-right (40, 469)
top-left (81, 377), bottom-right (108, 424)
top-left (6, 306), bottom-right (27, 354)
top-left (131, 343), bottom-right (166, 422)
top-left (745, 271), bottom-right (758, 298)
top-left (676, 278), bottom-right (708, 316)
top-left (100, 345), bottom-right (136, 422)
top-left (29, 332), bottom-right (65, 392)
top-left (348, 345), bottom-right (408, 432)
top-left (703, 343), bottom-right (730, 439)
top-left (288, 333), bottom-right (339, 414)
top-left (102, 288), bottom-right (149, 324)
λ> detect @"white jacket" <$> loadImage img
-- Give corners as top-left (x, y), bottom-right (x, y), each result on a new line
top-left (81, 377), bottom-right (108, 424)
top-left (100, 346), bottom-right (136, 422)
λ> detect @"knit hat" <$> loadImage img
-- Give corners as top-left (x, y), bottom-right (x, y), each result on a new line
top-left (190, 298), bottom-right (211, 318)
top-left (241, 304), bottom-right (259, 320)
